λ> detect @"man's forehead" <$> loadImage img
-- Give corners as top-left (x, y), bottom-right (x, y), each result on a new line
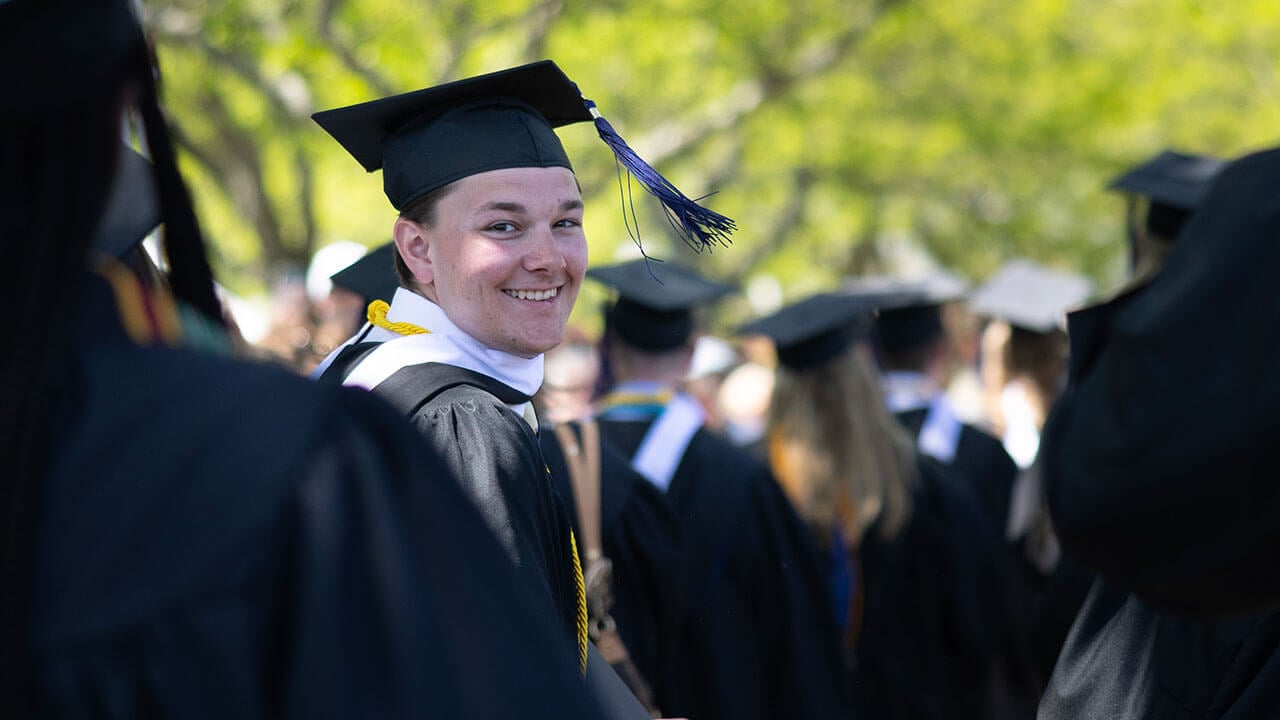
top-left (443, 166), bottom-right (583, 210)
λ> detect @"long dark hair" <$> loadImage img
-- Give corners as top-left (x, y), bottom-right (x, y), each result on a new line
top-left (0, 1), bottom-right (223, 711)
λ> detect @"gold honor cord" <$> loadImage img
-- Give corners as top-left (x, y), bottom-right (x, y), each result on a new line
top-left (366, 300), bottom-right (430, 336)
top-left (569, 530), bottom-right (589, 675)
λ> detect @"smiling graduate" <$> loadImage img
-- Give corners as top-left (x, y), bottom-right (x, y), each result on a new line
top-left (313, 61), bottom-right (734, 688)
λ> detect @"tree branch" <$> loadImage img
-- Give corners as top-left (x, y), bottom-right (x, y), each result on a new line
top-left (316, 0), bottom-right (398, 97)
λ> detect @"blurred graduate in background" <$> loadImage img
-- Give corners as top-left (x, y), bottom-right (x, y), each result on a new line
top-left (741, 291), bottom-right (1005, 720)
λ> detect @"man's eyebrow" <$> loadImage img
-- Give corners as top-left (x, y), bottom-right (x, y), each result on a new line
top-left (479, 201), bottom-right (528, 213)
top-left (478, 199), bottom-right (584, 213)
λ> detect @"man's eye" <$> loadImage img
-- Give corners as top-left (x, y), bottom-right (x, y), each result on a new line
top-left (488, 222), bottom-right (517, 232)
top-left (554, 218), bottom-right (581, 228)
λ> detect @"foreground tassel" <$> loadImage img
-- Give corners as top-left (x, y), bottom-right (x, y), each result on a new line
top-left (583, 98), bottom-right (736, 254)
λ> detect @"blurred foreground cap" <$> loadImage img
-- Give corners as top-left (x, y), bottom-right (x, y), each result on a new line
top-left (92, 145), bottom-right (160, 258)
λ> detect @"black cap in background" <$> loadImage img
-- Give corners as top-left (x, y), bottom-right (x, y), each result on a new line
top-left (842, 273), bottom-right (969, 353)
top-left (1108, 150), bottom-right (1225, 239)
top-left (329, 242), bottom-right (400, 306)
top-left (737, 292), bottom-right (874, 372)
top-left (588, 259), bottom-right (735, 352)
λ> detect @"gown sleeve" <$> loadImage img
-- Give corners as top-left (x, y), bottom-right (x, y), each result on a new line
top-left (410, 388), bottom-right (583, 649)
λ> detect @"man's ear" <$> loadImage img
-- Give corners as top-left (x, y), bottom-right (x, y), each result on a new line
top-left (393, 216), bottom-right (433, 287)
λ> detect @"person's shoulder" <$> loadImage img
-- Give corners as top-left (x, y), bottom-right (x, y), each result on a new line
top-left (690, 425), bottom-right (769, 473)
top-left (41, 346), bottom-right (426, 633)
top-left (85, 341), bottom-right (435, 487)
top-left (957, 422), bottom-right (1018, 467)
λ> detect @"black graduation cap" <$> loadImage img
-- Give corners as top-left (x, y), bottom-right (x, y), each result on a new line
top-left (588, 259), bottom-right (735, 352)
top-left (737, 292), bottom-right (874, 372)
top-left (969, 259), bottom-right (1093, 334)
top-left (329, 242), bottom-right (400, 306)
top-left (1108, 150), bottom-right (1225, 239)
top-left (313, 61), bottom-right (590, 212)
top-left (842, 273), bottom-right (969, 353)
top-left (93, 145), bottom-right (160, 259)
top-left (313, 60), bottom-right (734, 252)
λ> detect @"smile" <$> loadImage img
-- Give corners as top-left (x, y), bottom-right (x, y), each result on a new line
top-left (503, 287), bottom-right (560, 301)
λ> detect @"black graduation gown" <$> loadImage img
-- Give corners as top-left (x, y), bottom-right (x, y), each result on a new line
top-left (850, 458), bottom-right (1005, 720)
top-left (321, 348), bottom-right (583, 653)
top-left (897, 409), bottom-right (1045, 716)
top-left (30, 276), bottom-right (599, 719)
top-left (540, 422), bottom-right (687, 708)
top-left (895, 408), bottom-right (1018, 541)
top-left (1038, 148), bottom-right (1280, 718)
top-left (597, 419), bottom-right (849, 720)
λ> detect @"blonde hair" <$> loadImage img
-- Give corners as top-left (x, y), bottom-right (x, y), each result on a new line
top-left (767, 347), bottom-right (916, 546)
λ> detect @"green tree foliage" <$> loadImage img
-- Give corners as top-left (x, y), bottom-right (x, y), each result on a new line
top-left (147, 0), bottom-right (1280, 318)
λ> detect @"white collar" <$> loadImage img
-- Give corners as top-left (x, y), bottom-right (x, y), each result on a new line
top-left (881, 370), bottom-right (941, 413)
top-left (331, 288), bottom-right (544, 398)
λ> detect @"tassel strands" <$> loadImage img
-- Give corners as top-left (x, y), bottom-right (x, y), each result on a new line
top-left (582, 98), bottom-right (736, 254)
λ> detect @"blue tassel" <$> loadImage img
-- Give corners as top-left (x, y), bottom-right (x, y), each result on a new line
top-left (582, 97), bottom-right (735, 254)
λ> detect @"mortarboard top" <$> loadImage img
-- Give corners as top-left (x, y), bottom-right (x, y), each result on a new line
top-left (1108, 150), bottom-right (1225, 210)
top-left (313, 60), bottom-right (734, 253)
top-left (842, 273), bottom-right (969, 353)
top-left (329, 242), bottom-right (400, 306)
top-left (313, 61), bottom-right (591, 211)
top-left (588, 259), bottom-right (735, 352)
top-left (93, 145), bottom-right (160, 259)
top-left (737, 292), bottom-right (874, 372)
top-left (1108, 150), bottom-right (1226, 239)
top-left (968, 259), bottom-right (1093, 334)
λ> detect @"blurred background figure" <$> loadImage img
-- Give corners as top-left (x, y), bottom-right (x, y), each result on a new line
top-left (590, 259), bottom-right (849, 720)
top-left (742, 291), bottom-right (1004, 720)
top-left (684, 335), bottom-right (742, 433)
top-left (968, 258), bottom-right (1094, 694)
top-left (537, 325), bottom-right (603, 424)
top-left (848, 276), bottom-right (1040, 716)
top-left (252, 263), bottom-right (319, 370)
top-left (716, 360), bottom-right (775, 449)
top-left (305, 239), bottom-right (372, 369)
top-left (969, 260), bottom-right (1093, 470)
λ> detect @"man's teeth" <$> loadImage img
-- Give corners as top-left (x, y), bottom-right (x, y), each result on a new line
top-left (504, 287), bottom-right (558, 301)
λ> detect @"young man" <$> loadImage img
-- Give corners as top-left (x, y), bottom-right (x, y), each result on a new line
top-left (589, 258), bottom-right (849, 720)
top-left (312, 62), bottom-right (732, 690)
